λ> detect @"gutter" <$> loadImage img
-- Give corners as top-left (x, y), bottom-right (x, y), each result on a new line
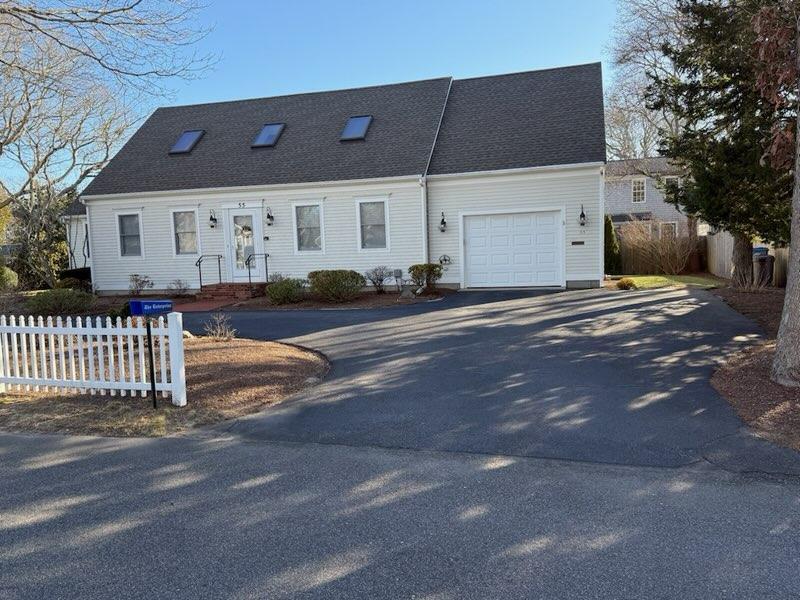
top-left (420, 77), bottom-right (453, 264)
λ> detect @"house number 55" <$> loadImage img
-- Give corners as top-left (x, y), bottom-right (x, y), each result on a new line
top-left (238, 202), bottom-right (247, 208)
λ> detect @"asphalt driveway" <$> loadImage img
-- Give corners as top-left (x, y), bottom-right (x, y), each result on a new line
top-left (186, 287), bottom-right (800, 473)
top-left (4, 288), bottom-right (800, 599)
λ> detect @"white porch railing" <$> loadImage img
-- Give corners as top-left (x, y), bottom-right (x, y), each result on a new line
top-left (0, 311), bottom-right (186, 406)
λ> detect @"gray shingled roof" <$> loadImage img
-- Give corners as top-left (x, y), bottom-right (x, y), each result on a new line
top-left (63, 196), bottom-right (86, 216)
top-left (429, 63), bottom-right (606, 175)
top-left (83, 64), bottom-right (605, 196)
top-left (606, 157), bottom-right (681, 177)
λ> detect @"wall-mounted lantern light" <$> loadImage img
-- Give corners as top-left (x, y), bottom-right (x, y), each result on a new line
top-left (266, 207), bottom-right (275, 226)
top-left (209, 209), bottom-right (218, 228)
top-left (579, 205), bottom-right (587, 227)
top-left (439, 212), bottom-right (447, 232)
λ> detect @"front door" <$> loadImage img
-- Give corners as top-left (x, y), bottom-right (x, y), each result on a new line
top-left (225, 208), bottom-right (264, 281)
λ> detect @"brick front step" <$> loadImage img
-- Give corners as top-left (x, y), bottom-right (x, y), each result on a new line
top-left (197, 283), bottom-right (266, 300)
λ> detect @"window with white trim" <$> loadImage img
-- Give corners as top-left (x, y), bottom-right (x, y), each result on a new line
top-left (357, 199), bottom-right (387, 249)
top-left (118, 213), bottom-right (142, 257)
top-left (660, 222), bottom-right (678, 238)
top-left (295, 204), bottom-right (322, 251)
top-left (172, 210), bottom-right (199, 255)
top-left (663, 176), bottom-right (680, 188)
top-left (632, 178), bottom-right (646, 203)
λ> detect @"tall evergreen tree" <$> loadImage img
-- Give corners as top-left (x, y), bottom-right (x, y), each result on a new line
top-left (648, 0), bottom-right (792, 287)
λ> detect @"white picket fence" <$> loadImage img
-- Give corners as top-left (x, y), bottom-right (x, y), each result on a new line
top-left (0, 311), bottom-right (186, 406)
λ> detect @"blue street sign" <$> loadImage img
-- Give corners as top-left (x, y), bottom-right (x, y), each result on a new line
top-left (129, 299), bottom-right (174, 316)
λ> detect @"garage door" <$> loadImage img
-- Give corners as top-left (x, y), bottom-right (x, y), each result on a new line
top-left (464, 211), bottom-right (562, 287)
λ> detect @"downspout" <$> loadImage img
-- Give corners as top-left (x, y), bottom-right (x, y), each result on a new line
top-left (421, 77), bottom-right (453, 264)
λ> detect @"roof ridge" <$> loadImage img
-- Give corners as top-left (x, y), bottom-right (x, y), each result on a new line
top-left (452, 62), bottom-right (601, 83)
top-left (160, 76), bottom-right (453, 111)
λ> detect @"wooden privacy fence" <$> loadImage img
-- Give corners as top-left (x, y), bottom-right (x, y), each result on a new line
top-left (706, 231), bottom-right (789, 286)
top-left (0, 312), bottom-right (186, 406)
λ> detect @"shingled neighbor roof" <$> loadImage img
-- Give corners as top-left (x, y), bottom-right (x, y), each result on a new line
top-left (605, 157), bottom-right (682, 177)
top-left (63, 196), bottom-right (86, 216)
top-left (82, 63), bottom-right (605, 197)
top-left (428, 63), bottom-right (605, 175)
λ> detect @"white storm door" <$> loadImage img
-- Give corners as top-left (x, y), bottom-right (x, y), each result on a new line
top-left (225, 208), bottom-right (264, 281)
top-left (464, 211), bottom-right (562, 287)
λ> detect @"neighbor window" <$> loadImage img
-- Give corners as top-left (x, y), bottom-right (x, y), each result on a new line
top-left (632, 178), bottom-right (646, 203)
top-left (172, 210), bottom-right (199, 255)
top-left (358, 200), bottom-right (387, 249)
top-left (118, 213), bottom-right (142, 257)
top-left (660, 222), bottom-right (678, 238)
top-left (295, 204), bottom-right (322, 251)
top-left (663, 176), bottom-right (680, 188)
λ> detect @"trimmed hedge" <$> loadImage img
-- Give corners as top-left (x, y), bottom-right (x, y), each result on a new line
top-left (26, 289), bottom-right (95, 315)
top-left (267, 277), bottom-right (306, 304)
top-left (308, 270), bottom-right (365, 303)
top-left (408, 263), bottom-right (443, 289)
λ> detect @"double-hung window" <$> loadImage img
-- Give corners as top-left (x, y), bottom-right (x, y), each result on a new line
top-left (294, 203), bottom-right (323, 252)
top-left (172, 210), bottom-right (199, 255)
top-left (357, 199), bottom-right (388, 250)
top-left (632, 178), bottom-right (647, 203)
top-left (118, 213), bottom-right (142, 257)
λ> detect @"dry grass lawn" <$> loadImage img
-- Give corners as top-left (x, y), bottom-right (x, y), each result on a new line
top-left (0, 338), bottom-right (328, 437)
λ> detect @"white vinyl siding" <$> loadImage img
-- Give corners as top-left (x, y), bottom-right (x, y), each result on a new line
top-left (85, 178), bottom-right (425, 293)
top-left (65, 216), bottom-right (91, 269)
top-left (428, 165), bottom-right (603, 286)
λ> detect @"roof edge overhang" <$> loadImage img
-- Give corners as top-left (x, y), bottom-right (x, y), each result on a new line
top-left (427, 161), bottom-right (605, 182)
top-left (80, 173), bottom-right (422, 202)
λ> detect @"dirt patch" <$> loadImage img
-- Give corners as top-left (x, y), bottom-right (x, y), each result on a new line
top-left (0, 338), bottom-right (328, 437)
top-left (229, 288), bottom-right (455, 310)
top-left (712, 342), bottom-right (800, 451)
top-left (712, 286), bottom-right (785, 337)
top-left (709, 285), bottom-right (800, 451)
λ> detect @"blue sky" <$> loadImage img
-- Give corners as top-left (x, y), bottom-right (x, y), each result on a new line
top-left (171, 0), bottom-right (618, 105)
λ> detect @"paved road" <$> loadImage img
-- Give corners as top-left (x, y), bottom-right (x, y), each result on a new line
top-left (3, 289), bottom-right (800, 599)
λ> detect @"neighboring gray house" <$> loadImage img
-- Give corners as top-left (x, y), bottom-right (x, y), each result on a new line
top-left (79, 62), bottom-right (606, 293)
top-left (605, 157), bottom-right (690, 237)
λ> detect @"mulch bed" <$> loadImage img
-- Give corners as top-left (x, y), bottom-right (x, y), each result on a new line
top-left (228, 288), bottom-right (455, 310)
top-left (709, 286), bottom-right (800, 451)
top-left (0, 337), bottom-right (328, 437)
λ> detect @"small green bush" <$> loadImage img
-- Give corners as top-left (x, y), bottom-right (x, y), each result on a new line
top-left (0, 266), bottom-right (18, 292)
top-left (616, 277), bottom-right (637, 290)
top-left (107, 303), bottom-right (132, 321)
top-left (408, 263), bottom-right (444, 289)
top-left (308, 270), bottom-right (365, 303)
top-left (267, 277), bottom-right (306, 304)
top-left (26, 289), bottom-right (95, 315)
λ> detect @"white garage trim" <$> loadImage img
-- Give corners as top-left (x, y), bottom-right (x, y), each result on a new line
top-left (458, 207), bottom-right (566, 288)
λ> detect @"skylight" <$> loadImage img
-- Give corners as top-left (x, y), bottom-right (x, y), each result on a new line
top-left (340, 115), bottom-right (372, 141)
top-left (252, 123), bottom-right (285, 147)
top-left (170, 130), bottom-right (204, 154)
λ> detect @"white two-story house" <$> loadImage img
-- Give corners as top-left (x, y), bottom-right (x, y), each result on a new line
top-left (78, 62), bottom-right (607, 294)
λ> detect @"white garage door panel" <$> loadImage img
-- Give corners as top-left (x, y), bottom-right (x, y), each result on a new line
top-left (465, 210), bottom-right (562, 287)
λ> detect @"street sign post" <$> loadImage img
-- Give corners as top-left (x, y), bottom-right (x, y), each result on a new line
top-left (129, 300), bottom-right (175, 409)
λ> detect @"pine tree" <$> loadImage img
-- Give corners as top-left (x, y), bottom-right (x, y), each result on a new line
top-left (648, 0), bottom-right (792, 287)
